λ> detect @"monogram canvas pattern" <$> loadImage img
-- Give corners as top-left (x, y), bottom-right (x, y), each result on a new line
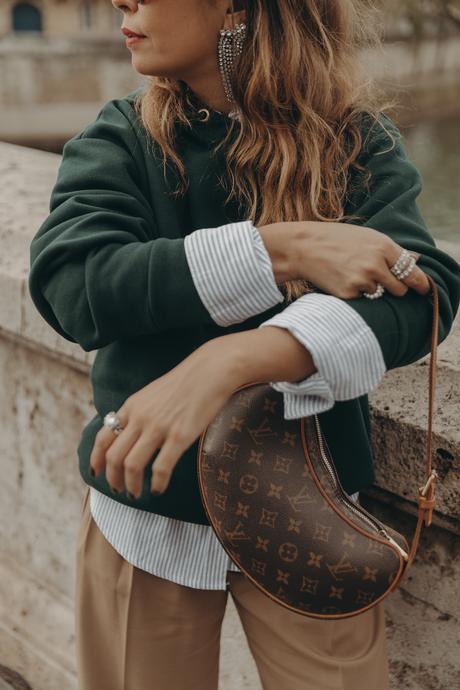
top-left (197, 383), bottom-right (409, 619)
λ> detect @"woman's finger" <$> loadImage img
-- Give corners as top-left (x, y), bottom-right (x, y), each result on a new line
top-left (123, 432), bottom-right (164, 498)
top-left (104, 423), bottom-right (142, 493)
top-left (89, 426), bottom-right (117, 477)
top-left (370, 247), bottom-right (409, 297)
top-left (400, 264), bottom-right (431, 295)
top-left (383, 247), bottom-right (430, 296)
top-left (89, 408), bottom-right (129, 478)
top-left (149, 429), bottom-right (193, 495)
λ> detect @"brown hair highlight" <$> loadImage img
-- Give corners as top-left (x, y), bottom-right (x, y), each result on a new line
top-left (133, 0), bottom-right (399, 302)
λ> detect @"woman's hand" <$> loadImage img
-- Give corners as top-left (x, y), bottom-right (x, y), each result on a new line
top-left (257, 220), bottom-right (431, 298)
top-left (89, 324), bottom-right (317, 498)
top-left (89, 338), bottom-right (241, 498)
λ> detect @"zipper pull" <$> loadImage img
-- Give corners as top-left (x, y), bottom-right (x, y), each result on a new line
top-left (378, 528), bottom-right (409, 561)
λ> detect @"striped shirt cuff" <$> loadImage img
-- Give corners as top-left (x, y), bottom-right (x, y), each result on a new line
top-left (258, 293), bottom-right (387, 419)
top-left (184, 220), bottom-right (284, 326)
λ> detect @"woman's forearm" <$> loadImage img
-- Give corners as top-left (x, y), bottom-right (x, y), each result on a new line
top-left (207, 327), bottom-right (317, 388)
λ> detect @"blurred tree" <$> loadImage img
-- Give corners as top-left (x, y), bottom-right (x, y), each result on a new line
top-left (375, 0), bottom-right (460, 39)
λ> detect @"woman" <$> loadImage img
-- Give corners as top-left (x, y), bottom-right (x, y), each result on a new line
top-left (28, 1), bottom-right (460, 689)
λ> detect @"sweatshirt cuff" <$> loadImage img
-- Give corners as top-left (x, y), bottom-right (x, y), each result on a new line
top-left (258, 292), bottom-right (387, 419)
top-left (183, 220), bottom-right (284, 326)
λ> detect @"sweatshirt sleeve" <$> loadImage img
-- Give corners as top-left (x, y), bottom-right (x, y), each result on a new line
top-left (27, 99), bottom-right (220, 352)
top-left (329, 113), bottom-right (460, 371)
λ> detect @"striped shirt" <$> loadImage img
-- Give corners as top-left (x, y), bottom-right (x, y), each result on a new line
top-left (89, 219), bottom-right (386, 590)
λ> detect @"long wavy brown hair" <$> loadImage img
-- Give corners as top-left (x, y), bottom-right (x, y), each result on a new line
top-left (133, 0), bottom-right (399, 302)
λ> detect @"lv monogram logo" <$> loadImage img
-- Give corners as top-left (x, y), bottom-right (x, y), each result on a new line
top-left (200, 455), bottom-right (215, 474)
top-left (329, 585), bottom-right (344, 599)
top-left (247, 417), bottom-right (277, 445)
top-left (259, 507), bottom-right (278, 528)
top-left (214, 491), bottom-right (227, 512)
top-left (248, 449), bottom-right (263, 465)
top-left (217, 468), bottom-right (230, 484)
top-left (276, 569), bottom-right (290, 584)
top-left (287, 483), bottom-right (316, 512)
top-left (355, 589), bottom-right (376, 605)
top-left (251, 558), bottom-right (267, 575)
top-left (235, 501), bottom-right (250, 518)
top-left (300, 576), bottom-right (319, 594)
top-left (273, 455), bottom-right (293, 474)
top-left (281, 430), bottom-right (297, 447)
top-left (326, 552), bottom-right (358, 581)
top-left (278, 542), bottom-right (298, 562)
top-left (230, 416), bottom-right (244, 432)
top-left (287, 517), bottom-right (302, 533)
top-left (236, 390), bottom-right (252, 408)
top-left (221, 440), bottom-right (239, 460)
top-left (256, 535), bottom-right (270, 551)
top-left (225, 520), bottom-right (252, 546)
top-left (240, 474), bottom-right (259, 494)
top-left (275, 585), bottom-right (288, 600)
top-left (263, 396), bottom-right (277, 414)
top-left (267, 483), bottom-right (283, 499)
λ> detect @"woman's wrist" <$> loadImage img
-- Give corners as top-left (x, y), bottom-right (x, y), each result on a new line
top-left (256, 222), bottom-right (304, 284)
top-left (256, 220), bottom-right (325, 284)
top-left (205, 327), bottom-right (317, 389)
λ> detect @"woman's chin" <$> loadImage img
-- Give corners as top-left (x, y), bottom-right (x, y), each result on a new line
top-left (130, 58), bottom-right (159, 76)
top-left (131, 59), bottom-right (178, 80)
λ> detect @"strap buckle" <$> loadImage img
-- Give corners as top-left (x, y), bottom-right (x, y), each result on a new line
top-left (417, 470), bottom-right (438, 527)
top-left (419, 469), bottom-right (438, 497)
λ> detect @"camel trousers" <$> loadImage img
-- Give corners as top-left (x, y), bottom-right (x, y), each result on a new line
top-left (75, 487), bottom-right (390, 690)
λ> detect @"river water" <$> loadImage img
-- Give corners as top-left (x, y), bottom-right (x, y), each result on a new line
top-left (402, 115), bottom-right (459, 244)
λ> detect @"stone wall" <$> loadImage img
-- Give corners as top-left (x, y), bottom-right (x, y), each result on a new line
top-left (0, 140), bottom-right (459, 690)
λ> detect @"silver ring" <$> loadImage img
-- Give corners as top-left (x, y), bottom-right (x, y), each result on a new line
top-left (103, 410), bottom-right (124, 435)
top-left (363, 283), bottom-right (385, 300)
top-left (394, 256), bottom-right (416, 280)
top-left (390, 249), bottom-right (412, 278)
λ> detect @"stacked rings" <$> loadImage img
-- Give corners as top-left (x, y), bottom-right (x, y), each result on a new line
top-left (390, 249), bottom-right (416, 280)
top-left (362, 248), bottom-right (418, 300)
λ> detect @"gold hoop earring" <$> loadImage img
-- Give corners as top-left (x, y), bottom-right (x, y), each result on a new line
top-left (197, 108), bottom-right (210, 122)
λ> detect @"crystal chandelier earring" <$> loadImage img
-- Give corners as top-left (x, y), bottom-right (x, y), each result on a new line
top-left (218, 4), bottom-right (247, 104)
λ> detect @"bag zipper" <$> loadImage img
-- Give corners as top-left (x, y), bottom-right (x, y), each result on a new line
top-left (312, 415), bottom-right (409, 562)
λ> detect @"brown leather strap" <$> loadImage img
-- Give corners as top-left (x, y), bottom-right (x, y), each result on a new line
top-left (405, 274), bottom-right (439, 569)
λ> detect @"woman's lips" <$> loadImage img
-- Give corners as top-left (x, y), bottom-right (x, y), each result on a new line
top-left (121, 27), bottom-right (147, 46)
top-left (125, 35), bottom-right (146, 46)
top-left (122, 28), bottom-right (146, 38)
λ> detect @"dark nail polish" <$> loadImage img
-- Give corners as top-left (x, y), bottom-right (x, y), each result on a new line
top-left (110, 485), bottom-right (119, 494)
top-left (89, 467), bottom-right (95, 477)
top-left (126, 491), bottom-right (136, 500)
top-left (151, 489), bottom-right (162, 496)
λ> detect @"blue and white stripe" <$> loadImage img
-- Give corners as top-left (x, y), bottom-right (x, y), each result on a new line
top-left (89, 218), bottom-right (385, 590)
top-left (258, 292), bottom-right (387, 418)
top-left (183, 220), bottom-right (284, 326)
top-left (90, 488), bottom-right (242, 591)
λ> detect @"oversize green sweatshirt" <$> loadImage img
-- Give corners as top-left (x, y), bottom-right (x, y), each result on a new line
top-left (28, 86), bottom-right (460, 524)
